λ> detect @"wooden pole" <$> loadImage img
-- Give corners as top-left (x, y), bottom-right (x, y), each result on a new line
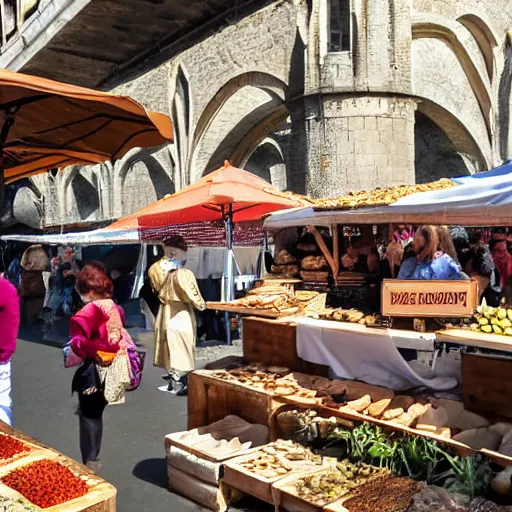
top-left (306, 225), bottom-right (337, 281)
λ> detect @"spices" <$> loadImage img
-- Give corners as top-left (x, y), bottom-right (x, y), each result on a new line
top-left (342, 475), bottom-right (421, 512)
top-left (0, 434), bottom-right (29, 461)
top-left (1, 460), bottom-right (88, 508)
top-left (294, 461), bottom-right (387, 506)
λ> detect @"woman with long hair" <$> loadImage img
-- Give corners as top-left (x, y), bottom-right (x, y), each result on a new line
top-left (436, 226), bottom-right (459, 262)
top-left (398, 225), bottom-right (466, 280)
top-left (66, 262), bottom-right (135, 472)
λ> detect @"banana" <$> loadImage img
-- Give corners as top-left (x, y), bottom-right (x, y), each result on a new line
top-left (479, 317), bottom-right (489, 326)
top-left (493, 325), bottom-right (504, 334)
top-left (500, 319), bottom-right (512, 329)
top-left (498, 308), bottom-right (508, 320)
top-left (505, 327), bottom-right (512, 336)
top-left (481, 325), bottom-right (492, 333)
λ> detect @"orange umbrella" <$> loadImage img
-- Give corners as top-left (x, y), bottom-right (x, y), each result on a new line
top-left (0, 68), bottom-right (172, 191)
top-left (135, 161), bottom-right (310, 228)
top-left (130, 161), bottom-right (310, 345)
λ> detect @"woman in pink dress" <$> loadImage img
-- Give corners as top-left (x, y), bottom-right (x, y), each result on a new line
top-left (67, 263), bottom-right (134, 472)
top-left (0, 276), bottom-right (19, 426)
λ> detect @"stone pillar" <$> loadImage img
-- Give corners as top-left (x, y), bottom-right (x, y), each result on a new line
top-left (301, 95), bottom-right (417, 198)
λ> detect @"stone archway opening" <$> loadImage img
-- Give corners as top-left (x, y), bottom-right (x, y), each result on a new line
top-left (121, 156), bottom-right (174, 216)
top-left (244, 138), bottom-right (287, 190)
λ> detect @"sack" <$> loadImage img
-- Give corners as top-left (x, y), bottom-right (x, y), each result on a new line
top-left (127, 347), bottom-right (145, 391)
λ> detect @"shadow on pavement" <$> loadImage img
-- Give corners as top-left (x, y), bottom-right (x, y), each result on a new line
top-left (133, 458), bottom-right (169, 489)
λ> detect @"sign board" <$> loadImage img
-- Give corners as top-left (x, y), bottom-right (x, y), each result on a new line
top-left (381, 279), bottom-right (478, 317)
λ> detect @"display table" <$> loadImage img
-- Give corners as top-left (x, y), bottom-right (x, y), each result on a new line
top-left (0, 421), bottom-right (116, 511)
top-left (295, 318), bottom-right (457, 390)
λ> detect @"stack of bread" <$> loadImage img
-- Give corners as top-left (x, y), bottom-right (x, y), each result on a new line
top-left (271, 250), bottom-right (299, 278)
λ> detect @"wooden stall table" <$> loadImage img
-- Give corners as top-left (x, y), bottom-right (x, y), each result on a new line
top-left (188, 370), bottom-right (283, 431)
top-left (0, 421), bottom-right (116, 511)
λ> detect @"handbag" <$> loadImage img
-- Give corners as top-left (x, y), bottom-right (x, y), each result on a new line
top-left (126, 347), bottom-right (145, 391)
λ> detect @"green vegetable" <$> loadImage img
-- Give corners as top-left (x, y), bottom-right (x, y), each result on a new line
top-left (323, 421), bottom-right (492, 498)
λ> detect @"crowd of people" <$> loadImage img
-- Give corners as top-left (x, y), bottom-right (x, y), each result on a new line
top-left (339, 225), bottom-right (512, 307)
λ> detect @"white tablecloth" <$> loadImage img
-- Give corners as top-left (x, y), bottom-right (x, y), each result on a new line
top-left (296, 318), bottom-right (458, 391)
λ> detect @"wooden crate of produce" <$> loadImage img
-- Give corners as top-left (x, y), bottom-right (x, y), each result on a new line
top-left (188, 371), bottom-right (282, 430)
top-left (242, 317), bottom-right (329, 377)
top-left (0, 422), bottom-right (116, 511)
top-left (222, 447), bottom-right (326, 505)
top-left (0, 453), bottom-right (116, 511)
top-left (462, 352), bottom-right (512, 421)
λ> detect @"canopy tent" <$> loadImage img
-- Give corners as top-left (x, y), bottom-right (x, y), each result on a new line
top-left (0, 228), bottom-right (140, 246)
top-left (0, 68), bottom-right (173, 203)
top-left (264, 165), bottom-right (512, 230)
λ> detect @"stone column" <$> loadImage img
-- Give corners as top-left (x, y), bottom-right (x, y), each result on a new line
top-left (301, 95), bottom-right (417, 198)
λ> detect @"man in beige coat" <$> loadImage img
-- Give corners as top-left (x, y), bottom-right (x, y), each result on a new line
top-left (149, 236), bottom-right (206, 395)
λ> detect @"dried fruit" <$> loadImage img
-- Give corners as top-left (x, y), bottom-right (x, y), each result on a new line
top-left (1, 460), bottom-right (88, 508)
top-left (0, 434), bottom-right (29, 461)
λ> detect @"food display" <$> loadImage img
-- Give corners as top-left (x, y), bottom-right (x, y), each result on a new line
top-left (236, 440), bottom-right (323, 479)
top-left (1, 460), bottom-right (88, 509)
top-left (0, 435), bottom-right (29, 463)
top-left (213, 365), bottom-right (318, 400)
top-left (304, 307), bottom-right (381, 326)
top-left (271, 250), bottom-right (299, 278)
top-left (312, 179), bottom-right (456, 210)
top-left (472, 303), bottom-right (512, 335)
top-left (341, 475), bottom-right (421, 512)
top-left (293, 461), bottom-right (388, 506)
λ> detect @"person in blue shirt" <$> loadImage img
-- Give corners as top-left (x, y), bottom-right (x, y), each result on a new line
top-left (398, 225), bottom-right (467, 280)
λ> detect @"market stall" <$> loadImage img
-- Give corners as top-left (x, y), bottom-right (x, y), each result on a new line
top-left (0, 420), bottom-right (116, 510)
top-left (168, 165), bottom-right (512, 510)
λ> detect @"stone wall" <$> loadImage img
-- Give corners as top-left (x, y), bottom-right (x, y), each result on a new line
top-left (4, 0), bottom-right (512, 228)
top-left (295, 96), bottom-right (416, 198)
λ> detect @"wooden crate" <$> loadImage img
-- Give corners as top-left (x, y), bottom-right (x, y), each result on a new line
top-left (242, 317), bottom-right (329, 377)
top-left (223, 448), bottom-right (327, 505)
top-left (188, 371), bottom-right (282, 430)
top-left (271, 468), bottom-right (338, 512)
top-left (462, 352), bottom-right (512, 422)
top-left (0, 422), bottom-right (116, 511)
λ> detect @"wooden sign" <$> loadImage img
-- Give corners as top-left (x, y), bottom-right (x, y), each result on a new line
top-left (381, 279), bottom-right (478, 317)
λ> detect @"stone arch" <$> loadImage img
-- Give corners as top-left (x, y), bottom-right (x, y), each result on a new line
top-left (202, 103), bottom-right (289, 177)
top-left (416, 98), bottom-right (486, 174)
top-left (190, 76), bottom-right (288, 181)
top-left (191, 72), bottom-right (287, 163)
top-left (243, 137), bottom-right (288, 190)
top-left (457, 13), bottom-right (499, 80)
top-left (411, 35), bottom-right (492, 169)
top-left (118, 149), bottom-right (174, 216)
top-left (412, 14), bottom-right (492, 137)
top-left (66, 172), bottom-right (100, 222)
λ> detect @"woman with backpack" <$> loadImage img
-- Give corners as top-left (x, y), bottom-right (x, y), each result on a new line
top-left (63, 262), bottom-right (141, 473)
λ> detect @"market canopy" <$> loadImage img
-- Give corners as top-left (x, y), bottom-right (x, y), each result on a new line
top-left (263, 163), bottom-right (512, 229)
top-left (0, 228), bottom-right (140, 246)
top-left (134, 161), bottom-right (312, 228)
top-left (0, 68), bottom-right (173, 184)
